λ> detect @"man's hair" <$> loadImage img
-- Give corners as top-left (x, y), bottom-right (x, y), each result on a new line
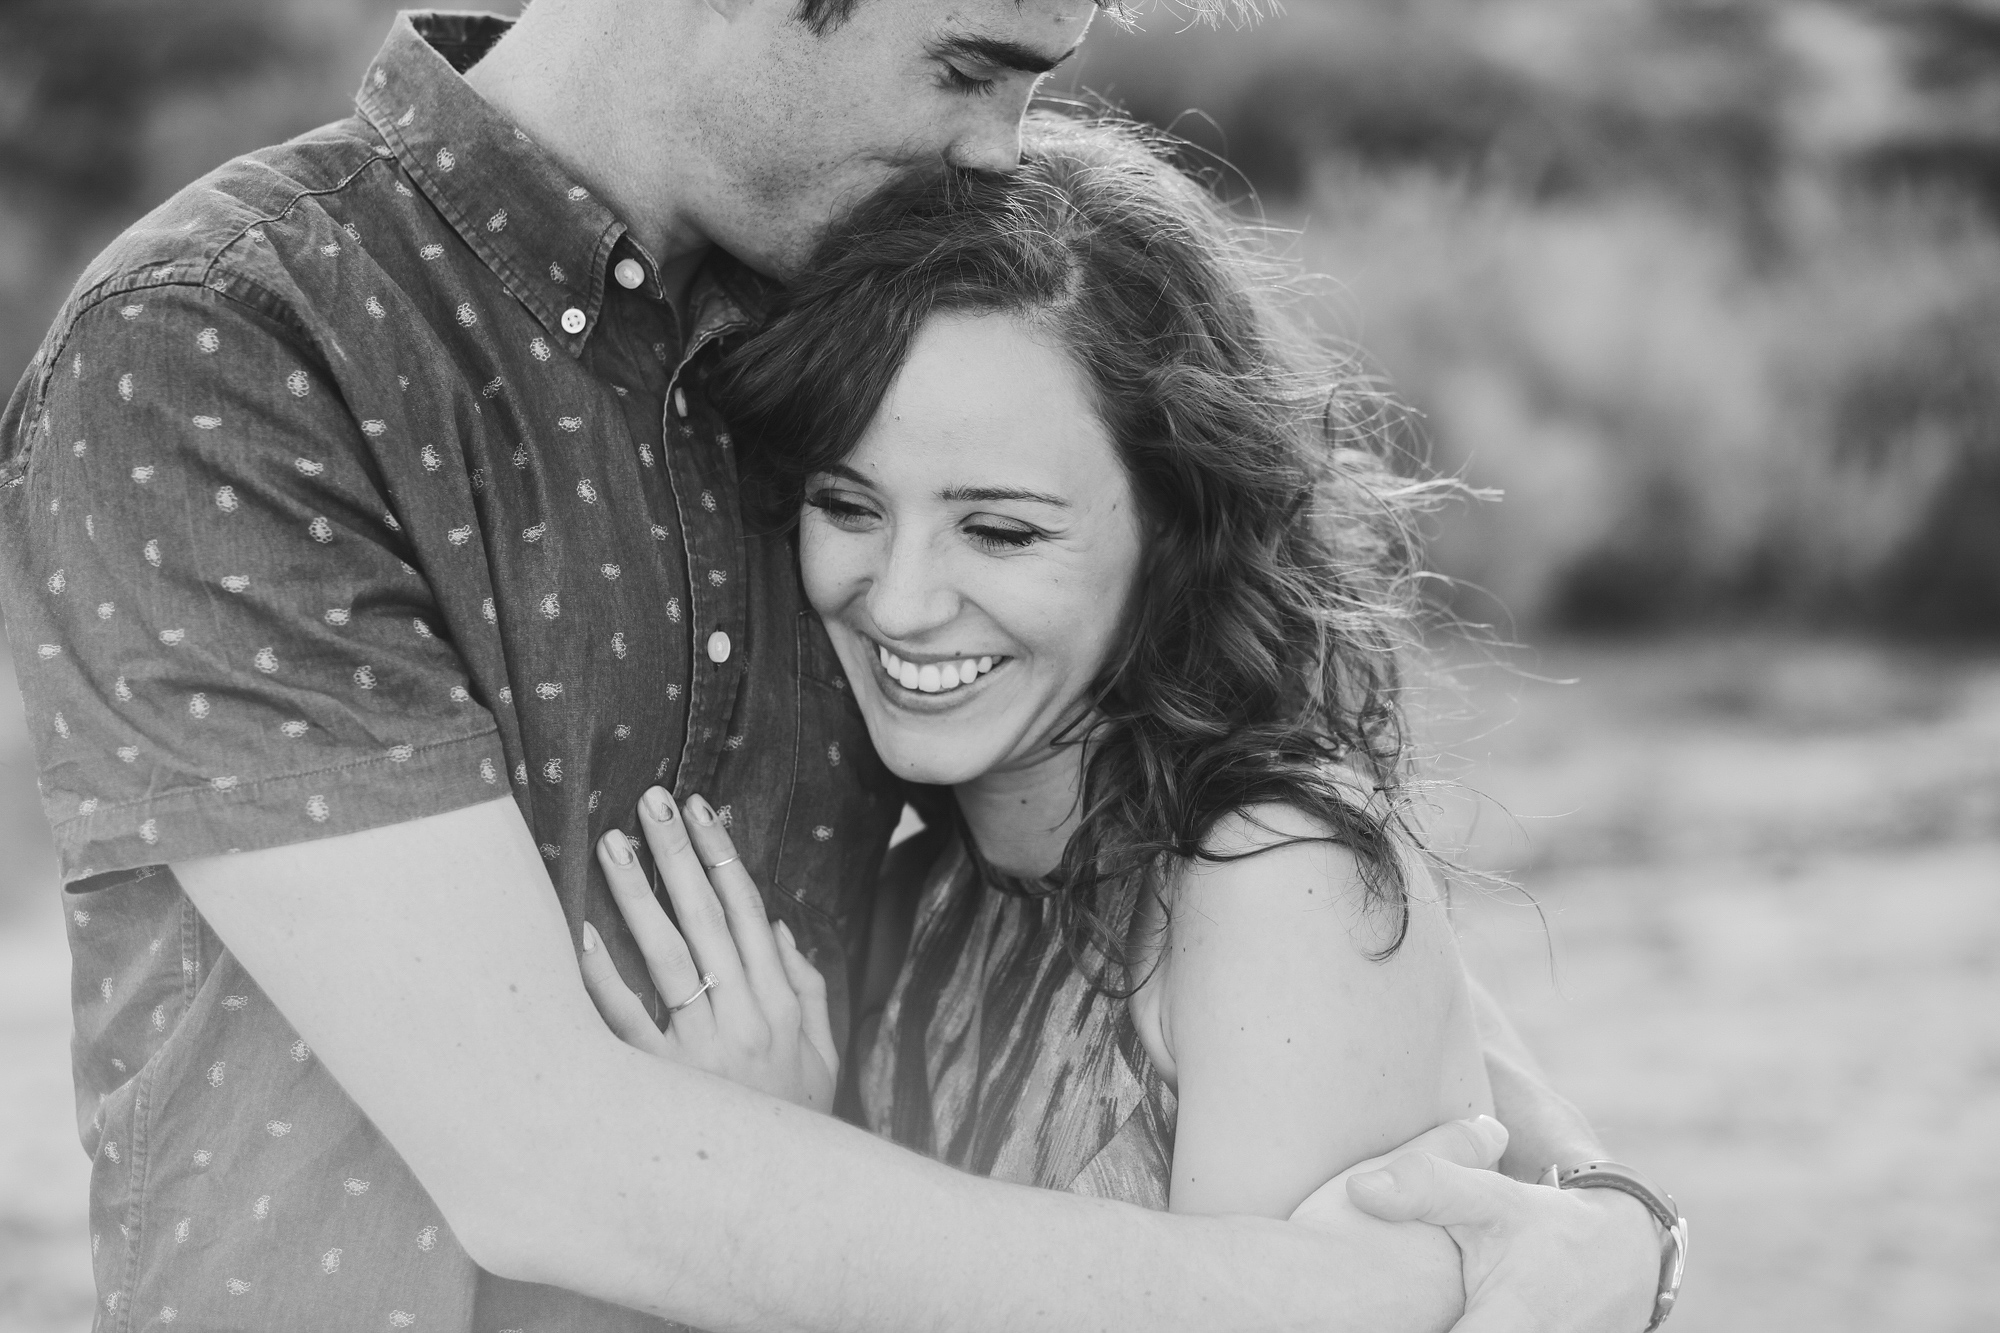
top-left (791, 0), bottom-right (866, 33)
top-left (714, 113), bottom-right (1451, 985)
top-left (791, 0), bottom-right (1252, 38)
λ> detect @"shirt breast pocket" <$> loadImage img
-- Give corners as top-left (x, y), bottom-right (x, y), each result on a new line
top-left (769, 609), bottom-right (901, 1049)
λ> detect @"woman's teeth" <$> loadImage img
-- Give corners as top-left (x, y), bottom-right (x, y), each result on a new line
top-left (878, 645), bottom-right (998, 694)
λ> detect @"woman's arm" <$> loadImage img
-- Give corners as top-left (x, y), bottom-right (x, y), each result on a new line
top-left (1140, 804), bottom-right (1493, 1219)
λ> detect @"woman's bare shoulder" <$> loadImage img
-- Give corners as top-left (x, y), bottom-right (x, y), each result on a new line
top-left (1142, 798), bottom-right (1481, 1216)
top-left (1183, 798), bottom-right (1433, 950)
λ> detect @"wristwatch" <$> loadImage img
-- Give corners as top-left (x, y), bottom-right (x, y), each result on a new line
top-left (1539, 1159), bottom-right (1687, 1331)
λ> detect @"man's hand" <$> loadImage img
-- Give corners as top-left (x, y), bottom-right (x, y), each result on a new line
top-left (1290, 1115), bottom-right (1512, 1229)
top-left (1345, 1149), bottom-right (1662, 1333)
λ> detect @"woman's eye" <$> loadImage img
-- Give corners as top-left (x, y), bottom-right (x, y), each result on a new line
top-left (806, 492), bottom-right (877, 526)
top-left (965, 521), bottom-right (1038, 551)
top-left (939, 65), bottom-right (999, 97)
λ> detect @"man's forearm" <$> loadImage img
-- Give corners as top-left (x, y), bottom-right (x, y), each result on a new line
top-left (180, 800), bottom-right (1462, 1333)
top-left (1469, 977), bottom-right (1606, 1179)
top-left (507, 1035), bottom-right (1463, 1333)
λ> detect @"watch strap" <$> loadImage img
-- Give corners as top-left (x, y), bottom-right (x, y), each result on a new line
top-left (1545, 1160), bottom-right (1687, 1332)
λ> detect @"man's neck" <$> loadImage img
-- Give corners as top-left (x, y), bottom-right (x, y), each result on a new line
top-left (464, 8), bottom-right (710, 266)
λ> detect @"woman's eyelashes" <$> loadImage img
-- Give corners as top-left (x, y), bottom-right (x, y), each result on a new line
top-left (964, 521), bottom-right (1039, 551)
top-left (806, 489), bottom-right (1045, 552)
top-left (807, 490), bottom-right (877, 527)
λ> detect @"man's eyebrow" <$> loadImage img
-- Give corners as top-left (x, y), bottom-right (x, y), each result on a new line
top-left (932, 33), bottom-right (1084, 76)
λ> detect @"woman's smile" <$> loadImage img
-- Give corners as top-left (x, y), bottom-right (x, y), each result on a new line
top-left (872, 641), bottom-right (1009, 702)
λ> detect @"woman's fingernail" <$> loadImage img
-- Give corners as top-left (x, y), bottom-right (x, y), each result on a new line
top-left (581, 922), bottom-right (600, 954)
top-left (604, 831), bottom-right (633, 866)
top-left (1348, 1170), bottom-right (1395, 1198)
top-left (687, 794), bottom-right (714, 826)
top-left (776, 919), bottom-right (795, 948)
top-left (645, 788), bottom-right (673, 822)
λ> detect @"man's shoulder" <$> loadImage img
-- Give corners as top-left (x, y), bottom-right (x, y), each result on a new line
top-left (4, 116), bottom-right (416, 448)
top-left (59, 115), bottom-right (400, 339)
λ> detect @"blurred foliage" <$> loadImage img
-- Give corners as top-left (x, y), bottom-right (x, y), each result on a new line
top-left (0, 0), bottom-right (404, 376)
top-left (0, 0), bottom-right (302, 214)
top-left (0, 0), bottom-right (1995, 635)
top-left (1080, 0), bottom-right (2000, 214)
top-left (1066, 0), bottom-right (2000, 635)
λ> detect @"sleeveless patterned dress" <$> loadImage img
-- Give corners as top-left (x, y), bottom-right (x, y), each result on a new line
top-left (859, 832), bottom-right (1179, 1207)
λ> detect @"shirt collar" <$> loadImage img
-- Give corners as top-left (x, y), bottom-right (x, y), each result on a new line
top-left (355, 12), bottom-right (767, 357)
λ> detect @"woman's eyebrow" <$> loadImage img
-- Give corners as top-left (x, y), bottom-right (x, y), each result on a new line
top-left (818, 464), bottom-right (1068, 507)
top-left (940, 483), bottom-right (1070, 507)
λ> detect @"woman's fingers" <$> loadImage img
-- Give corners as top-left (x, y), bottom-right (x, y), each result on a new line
top-left (775, 919), bottom-right (838, 1082)
top-left (590, 791), bottom-right (836, 1109)
top-left (596, 827), bottom-right (710, 1031)
top-left (578, 922), bottom-right (672, 1056)
top-left (635, 789), bottom-right (751, 1009)
top-left (682, 795), bottom-right (795, 1021)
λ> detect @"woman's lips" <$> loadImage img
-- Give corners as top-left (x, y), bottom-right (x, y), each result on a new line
top-left (875, 643), bottom-right (1005, 697)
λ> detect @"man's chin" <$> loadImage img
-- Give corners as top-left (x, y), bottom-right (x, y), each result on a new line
top-left (742, 163), bottom-right (962, 279)
top-left (712, 232), bottom-right (808, 282)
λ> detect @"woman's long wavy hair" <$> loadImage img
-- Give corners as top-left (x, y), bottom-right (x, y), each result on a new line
top-left (714, 113), bottom-right (1448, 983)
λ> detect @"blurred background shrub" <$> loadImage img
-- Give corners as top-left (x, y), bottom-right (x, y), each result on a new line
top-left (1058, 0), bottom-right (2000, 635)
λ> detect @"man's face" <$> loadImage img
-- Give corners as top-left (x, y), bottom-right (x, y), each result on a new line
top-left (682, 0), bottom-right (1098, 275)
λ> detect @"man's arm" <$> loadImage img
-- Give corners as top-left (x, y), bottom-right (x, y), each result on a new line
top-left (1469, 977), bottom-right (1609, 1180)
top-left (177, 796), bottom-right (1473, 1333)
top-left (1347, 980), bottom-right (1661, 1331)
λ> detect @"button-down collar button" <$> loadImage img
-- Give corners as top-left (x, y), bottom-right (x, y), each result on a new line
top-left (706, 630), bottom-right (732, 664)
top-left (614, 258), bottom-right (646, 290)
top-left (673, 387), bottom-right (689, 419)
top-left (561, 307), bottom-right (587, 335)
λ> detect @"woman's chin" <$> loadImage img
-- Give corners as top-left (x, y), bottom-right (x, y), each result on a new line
top-left (867, 727), bottom-right (997, 788)
top-left (882, 749), bottom-right (988, 788)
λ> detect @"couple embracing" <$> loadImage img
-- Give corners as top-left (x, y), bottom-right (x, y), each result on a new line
top-left (0, 2), bottom-right (1682, 1331)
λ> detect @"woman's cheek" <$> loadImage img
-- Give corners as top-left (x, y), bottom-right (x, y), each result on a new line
top-left (798, 514), bottom-right (859, 617)
top-left (1071, 537), bottom-right (1146, 671)
top-left (999, 557), bottom-right (1111, 685)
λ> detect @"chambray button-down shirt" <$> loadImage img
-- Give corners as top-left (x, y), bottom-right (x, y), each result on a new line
top-left (0, 14), bottom-right (900, 1331)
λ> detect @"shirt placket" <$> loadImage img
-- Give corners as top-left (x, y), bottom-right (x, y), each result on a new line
top-left (663, 337), bottom-right (747, 800)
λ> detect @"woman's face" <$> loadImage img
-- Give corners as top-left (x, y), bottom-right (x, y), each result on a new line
top-left (800, 311), bottom-right (1146, 787)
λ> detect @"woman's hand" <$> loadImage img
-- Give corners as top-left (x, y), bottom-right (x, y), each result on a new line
top-left (578, 786), bottom-right (839, 1112)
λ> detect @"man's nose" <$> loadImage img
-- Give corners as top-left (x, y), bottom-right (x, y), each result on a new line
top-left (948, 117), bottom-right (1024, 175)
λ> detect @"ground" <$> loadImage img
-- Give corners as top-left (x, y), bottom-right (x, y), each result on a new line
top-left (2, 633), bottom-right (1996, 1330)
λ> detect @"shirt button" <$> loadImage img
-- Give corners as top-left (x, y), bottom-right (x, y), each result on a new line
top-left (561, 307), bottom-right (587, 335)
top-left (706, 631), bottom-right (731, 664)
top-left (614, 258), bottom-right (645, 290)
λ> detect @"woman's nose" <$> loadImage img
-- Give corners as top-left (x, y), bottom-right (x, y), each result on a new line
top-left (866, 540), bottom-right (960, 641)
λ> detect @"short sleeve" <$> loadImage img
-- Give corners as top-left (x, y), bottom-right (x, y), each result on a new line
top-left (0, 283), bottom-right (507, 880)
